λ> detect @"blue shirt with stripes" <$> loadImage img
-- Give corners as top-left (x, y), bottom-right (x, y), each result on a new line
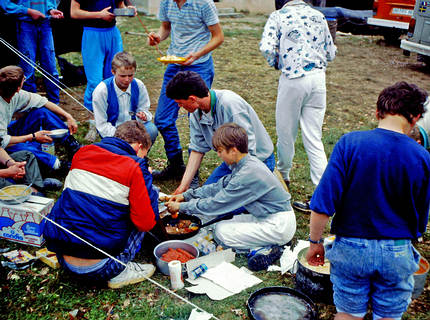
top-left (159, 0), bottom-right (219, 64)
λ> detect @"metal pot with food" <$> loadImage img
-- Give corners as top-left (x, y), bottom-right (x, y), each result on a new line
top-left (295, 246), bottom-right (333, 305)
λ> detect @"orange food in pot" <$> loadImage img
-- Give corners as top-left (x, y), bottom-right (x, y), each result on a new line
top-left (161, 248), bottom-right (196, 263)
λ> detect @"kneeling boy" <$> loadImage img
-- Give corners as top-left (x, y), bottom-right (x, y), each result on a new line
top-left (44, 121), bottom-right (159, 288)
top-left (167, 123), bottom-right (296, 252)
top-left (92, 51), bottom-right (158, 144)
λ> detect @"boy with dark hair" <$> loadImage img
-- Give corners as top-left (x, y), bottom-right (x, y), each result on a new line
top-left (44, 120), bottom-right (158, 288)
top-left (147, 0), bottom-right (224, 181)
top-left (92, 51), bottom-right (158, 144)
top-left (165, 71), bottom-right (275, 195)
top-left (0, 65), bottom-right (80, 172)
top-left (167, 123), bottom-right (296, 261)
top-left (306, 82), bottom-right (430, 320)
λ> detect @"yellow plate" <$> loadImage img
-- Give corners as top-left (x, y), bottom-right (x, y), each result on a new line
top-left (157, 56), bottom-right (186, 64)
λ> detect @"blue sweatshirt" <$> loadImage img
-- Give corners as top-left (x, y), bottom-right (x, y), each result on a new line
top-left (0, 0), bottom-right (57, 21)
top-left (310, 128), bottom-right (430, 239)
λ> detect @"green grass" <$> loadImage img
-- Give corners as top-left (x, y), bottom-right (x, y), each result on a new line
top-left (1, 13), bottom-right (430, 320)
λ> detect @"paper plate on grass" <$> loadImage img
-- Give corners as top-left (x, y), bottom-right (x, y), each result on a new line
top-left (47, 128), bottom-right (68, 139)
top-left (157, 55), bottom-right (186, 64)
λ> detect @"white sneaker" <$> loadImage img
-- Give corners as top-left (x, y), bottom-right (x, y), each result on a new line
top-left (108, 262), bottom-right (155, 289)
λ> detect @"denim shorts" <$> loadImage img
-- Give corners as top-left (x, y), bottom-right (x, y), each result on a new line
top-left (326, 237), bottom-right (420, 319)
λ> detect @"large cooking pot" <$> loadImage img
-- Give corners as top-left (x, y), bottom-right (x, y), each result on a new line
top-left (247, 286), bottom-right (318, 320)
top-left (295, 247), bottom-right (333, 305)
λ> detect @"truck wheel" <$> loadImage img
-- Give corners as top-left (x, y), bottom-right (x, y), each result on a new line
top-left (418, 54), bottom-right (430, 70)
top-left (383, 29), bottom-right (403, 45)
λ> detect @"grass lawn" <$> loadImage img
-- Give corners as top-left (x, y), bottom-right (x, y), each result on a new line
top-left (1, 13), bottom-right (430, 319)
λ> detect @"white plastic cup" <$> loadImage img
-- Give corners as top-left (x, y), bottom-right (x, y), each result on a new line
top-left (168, 260), bottom-right (184, 290)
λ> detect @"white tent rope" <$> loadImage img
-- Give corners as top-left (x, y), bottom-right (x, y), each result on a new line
top-left (36, 211), bottom-right (219, 320)
top-left (0, 36), bottom-right (93, 115)
top-left (1, 30), bottom-right (217, 318)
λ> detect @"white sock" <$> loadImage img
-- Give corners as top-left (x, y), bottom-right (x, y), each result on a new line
top-left (53, 158), bottom-right (61, 170)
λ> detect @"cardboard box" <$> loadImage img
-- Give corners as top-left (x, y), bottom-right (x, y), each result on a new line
top-left (0, 196), bottom-right (54, 247)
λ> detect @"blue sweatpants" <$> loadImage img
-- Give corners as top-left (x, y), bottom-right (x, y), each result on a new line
top-left (17, 19), bottom-right (60, 105)
top-left (154, 58), bottom-right (214, 159)
top-left (7, 107), bottom-right (69, 169)
top-left (82, 26), bottom-right (123, 111)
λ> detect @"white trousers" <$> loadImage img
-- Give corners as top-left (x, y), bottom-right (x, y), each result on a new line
top-left (214, 211), bottom-right (296, 250)
top-left (276, 72), bottom-right (328, 185)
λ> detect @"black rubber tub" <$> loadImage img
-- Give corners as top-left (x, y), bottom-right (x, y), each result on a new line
top-left (247, 286), bottom-right (318, 320)
top-left (295, 247), bottom-right (333, 305)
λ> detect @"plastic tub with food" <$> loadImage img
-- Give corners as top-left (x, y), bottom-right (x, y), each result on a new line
top-left (0, 184), bottom-right (32, 204)
top-left (153, 240), bottom-right (199, 275)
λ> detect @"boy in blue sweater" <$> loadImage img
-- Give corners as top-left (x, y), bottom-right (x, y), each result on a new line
top-left (306, 82), bottom-right (430, 320)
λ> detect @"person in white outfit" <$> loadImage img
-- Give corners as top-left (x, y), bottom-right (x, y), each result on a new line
top-left (260, 0), bottom-right (336, 212)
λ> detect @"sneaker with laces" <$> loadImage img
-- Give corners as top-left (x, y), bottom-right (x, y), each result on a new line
top-left (108, 262), bottom-right (155, 289)
top-left (42, 178), bottom-right (63, 191)
top-left (247, 245), bottom-right (283, 271)
top-left (292, 200), bottom-right (311, 214)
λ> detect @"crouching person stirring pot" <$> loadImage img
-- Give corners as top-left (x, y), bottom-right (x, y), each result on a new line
top-left (167, 123), bottom-right (296, 270)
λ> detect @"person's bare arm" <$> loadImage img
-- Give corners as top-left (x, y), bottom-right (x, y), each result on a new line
top-left (43, 101), bottom-right (78, 134)
top-left (306, 210), bottom-right (330, 266)
top-left (0, 162), bottom-right (26, 179)
top-left (148, 21), bottom-right (171, 45)
top-left (7, 130), bottom-right (54, 147)
top-left (0, 148), bottom-right (26, 179)
top-left (173, 151), bottom-right (204, 194)
top-left (0, 148), bottom-right (12, 166)
top-left (70, 0), bottom-right (114, 21)
top-left (182, 23), bottom-right (224, 65)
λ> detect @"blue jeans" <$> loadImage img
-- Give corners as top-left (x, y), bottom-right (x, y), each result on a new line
top-left (154, 58), bottom-right (214, 159)
top-left (17, 19), bottom-right (60, 104)
top-left (326, 237), bottom-right (420, 319)
top-left (58, 229), bottom-right (146, 282)
top-left (143, 121), bottom-right (158, 146)
top-left (7, 107), bottom-right (69, 168)
top-left (82, 26), bottom-right (123, 111)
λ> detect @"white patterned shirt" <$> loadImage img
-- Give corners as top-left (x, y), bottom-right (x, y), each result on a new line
top-left (260, 0), bottom-right (336, 79)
